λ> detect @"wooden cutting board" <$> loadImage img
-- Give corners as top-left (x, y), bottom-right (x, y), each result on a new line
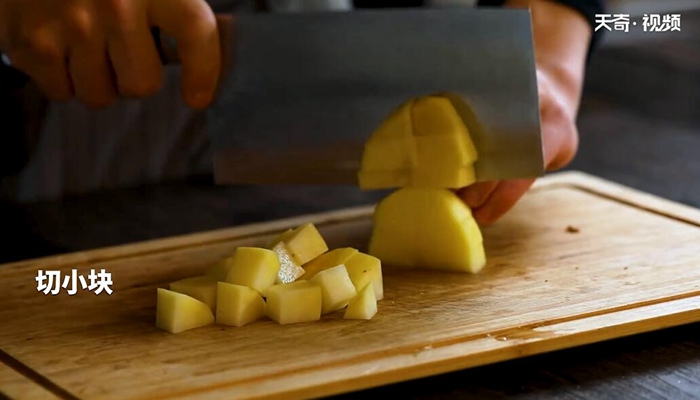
top-left (2, 171), bottom-right (700, 400)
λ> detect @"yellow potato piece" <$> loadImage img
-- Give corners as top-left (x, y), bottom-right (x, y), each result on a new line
top-left (156, 288), bottom-right (214, 334)
top-left (357, 95), bottom-right (479, 190)
top-left (265, 281), bottom-right (322, 325)
top-left (309, 264), bottom-right (357, 315)
top-left (413, 133), bottom-right (476, 170)
top-left (301, 247), bottom-right (359, 279)
top-left (169, 276), bottom-right (218, 313)
top-left (411, 96), bottom-right (478, 162)
top-left (225, 247), bottom-right (280, 294)
top-left (216, 282), bottom-right (265, 327)
top-left (367, 99), bottom-right (414, 141)
top-left (358, 170), bottom-right (410, 190)
top-left (360, 138), bottom-right (416, 172)
top-left (410, 164), bottom-right (476, 189)
top-left (283, 223), bottom-right (329, 265)
top-left (344, 252), bottom-right (384, 301)
top-left (303, 248), bottom-right (384, 301)
top-left (369, 187), bottom-right (486, 273)
top-left (271, 242), bottom-right (306, 284)
top-left (206, 256), bottom-right (235, 282)
top-left (344, 283), bottom-right (378, 320)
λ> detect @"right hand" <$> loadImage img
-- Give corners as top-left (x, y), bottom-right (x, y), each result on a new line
top-left (0, 0), bottom-right (220, 109)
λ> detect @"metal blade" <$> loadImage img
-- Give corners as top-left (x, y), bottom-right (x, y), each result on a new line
top-left (208, 7), bottom-right (544, 185)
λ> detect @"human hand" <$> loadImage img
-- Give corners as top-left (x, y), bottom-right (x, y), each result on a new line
top-left (0, 0), bottom-right (220, 109)
top-left (458, 0), bottom-right (592, 225)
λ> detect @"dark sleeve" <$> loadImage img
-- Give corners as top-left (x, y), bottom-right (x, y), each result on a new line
top-left (478, 0), bottom-right (606, 58)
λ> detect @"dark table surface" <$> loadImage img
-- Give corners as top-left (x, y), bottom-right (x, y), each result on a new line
top-left (2, 8), bottom-right (700, 400)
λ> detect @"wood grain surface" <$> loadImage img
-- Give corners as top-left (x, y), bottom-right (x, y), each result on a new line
top-left (1, 172), bottom-right (700, 400)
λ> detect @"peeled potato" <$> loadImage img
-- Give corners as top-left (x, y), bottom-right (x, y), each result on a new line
top-left (302, 248), bottom-right (359, 279)
top-left (344, 252), bottom-right (384, 301)
top-left (156, 288), bottom-right (214, 334)
top-left (344, 283), bottom-right (378, 320)
top-left (369, 187), bottom-right (486, 273)
top-left (358, 95), bottom-right (478, 190)
top-left (225, 247), bottom-right (280, 294)
top-left (206, 256), bottom-right (235, 282)
top-left (268, 223), bottom-right (328, 284)
top-left (169, 276), bottom-right (218, 313)
top-left (309, 264), bottom-right (357, 315)
top-left (265, 281), bottom-right (322, 325)
top-left (216, 282), bottom-right (266, 327)
top-left (302, 248), bottom-right (383, 301)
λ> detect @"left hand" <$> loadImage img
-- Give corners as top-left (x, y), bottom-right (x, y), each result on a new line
top-left (458, 0), bottom-right (592, 224)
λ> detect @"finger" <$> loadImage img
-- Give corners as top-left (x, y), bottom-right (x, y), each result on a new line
top-left (149, 0), bottom-right (220, 109)
top-left (457, 181), bottom-right (499, 209)
top-left (472, 178), bottom-right (535, 225)
top-left (69, 44), bottom-right (117, 108)
top-left (104, 2), bottom-right (163, 98)
top-left (8, 25), bottom-right (73, 101)
top-left (63, 6), bottom-right (116, 108)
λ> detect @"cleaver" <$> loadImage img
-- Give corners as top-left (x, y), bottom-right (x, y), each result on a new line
top-left (172, 7), bottom-right (544, 185)
top-left (0, 7), bottom-right (545, 186)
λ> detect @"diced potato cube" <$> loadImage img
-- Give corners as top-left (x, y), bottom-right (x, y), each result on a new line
top-left (206, 256), bottom-right (235, 281)
top-left (169, 276), bottom-right (218, 313)
top-left (265, 281), bottom-right (322, 325)
top-left (358, 170), bottom-right (410, 190)
top-left (309, 265), bottom-right (357, 315)
top-left (302, 247), bottom-right (359, 279)
top-left (265, 228), bottom-right (294, 248)
top-left (225, 247), bottom-right (280, 294)
top-left (272, 242), bottom-right (306, 284)
top-left (156, 288), bottom-right (214, 334)
top-left (283, 223), bottom-right (329, 265)
top-left (344, 252), bottom-right (384, 301)
top-left (216, 282), bottom-right (265, 327)
top-left (344, 283), bottom-right (378, 320)
top-left (360, 137), bottom-right (417, 172)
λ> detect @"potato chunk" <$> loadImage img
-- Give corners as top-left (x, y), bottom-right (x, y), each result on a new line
top-left (225, 247), bottom-right (280, 294)
top-left (344, 283), bottom-right (378, 320)
top-left (344, 252), bottom-right (384, 301)
top-left (302, 248), bottom-right (383, 301)
top-left (268, 223), bottom-right (328, 283)
top-left (309, 265), bottom-right (357, 315)
top-left (156, 288), bottom-right (214, 334)
top-left (302, 247), bottom-right (359, 279)
top-left (282, 223), bottom-right (329, 265)
top-left (169, 276), bottom-right (218, 313)
top-left (216, 282), bottom-right (265, 327)
top-left (357, 95), bottom-right (478, 190)
top-left (369, 187), bottom-right (486, 272)
top-left (206, 256), bottom-right (235, 282)
top-left (271, 242), bottom-right (306, 284)
top-left (265, 281), bottom-right (322, 325)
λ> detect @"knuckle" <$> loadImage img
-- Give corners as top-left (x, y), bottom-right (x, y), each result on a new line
top-left (66, 7), bottom-right (94, 41)
top-left (103, 0), bottom-right (134, 31)
top-left (29, 31), bottom-right (63, 62)
top-left (180, 6), bottom-right (216, 40)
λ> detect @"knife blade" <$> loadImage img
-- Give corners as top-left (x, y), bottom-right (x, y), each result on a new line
top-left (166, 7), bottom-right (545, 186)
